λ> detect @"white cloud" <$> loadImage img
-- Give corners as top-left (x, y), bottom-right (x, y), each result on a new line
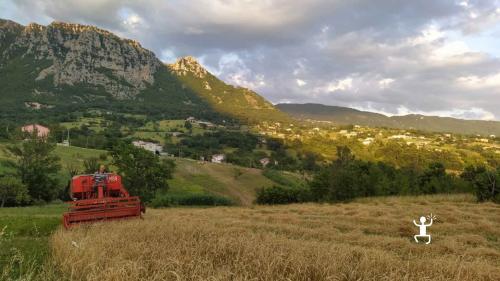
top-left (456, 73), bottom-right (500, 89)
top-left (378, 78), bottom-right (394, 89)
top-left (409, 25), bottom-right (443, 45)
top-left (296, 79), bottom-right (306, 87)
top-left (326, 78), bottom-right (353, 93)
top-left (395, 106), bottom-right (495, 121)
top-left (469, 11), bottom-right (479, 19)
top-left (215, 53), bottom-right (266, 89)
top-left (160, 49), bottom-right (177, 63)
top-left (431, 41), bottom-right (470, 60)
top-left (122, 14), bottom-right (141, 28)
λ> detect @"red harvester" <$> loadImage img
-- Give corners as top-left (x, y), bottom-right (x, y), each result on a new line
top-left (62, 173), bottom-right (145, 229)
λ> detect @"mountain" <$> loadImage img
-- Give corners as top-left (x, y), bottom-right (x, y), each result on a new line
top-left (277, 103), bottom-right (500, 136)
top-left (0, 19), bottom-right (287, 123)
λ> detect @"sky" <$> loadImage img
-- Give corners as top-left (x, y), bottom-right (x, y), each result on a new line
top-left (1, 0), bottom-right (500, 120)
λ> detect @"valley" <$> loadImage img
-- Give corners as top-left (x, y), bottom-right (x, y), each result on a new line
top-left (1, 14), bottom-right (500, 281)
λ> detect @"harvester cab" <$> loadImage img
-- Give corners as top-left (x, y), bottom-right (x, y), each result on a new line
top-left (62, 173), bottom-right (145, 229)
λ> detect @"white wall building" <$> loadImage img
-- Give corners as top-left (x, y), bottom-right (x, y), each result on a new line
top-left (211, 154), bottom-right (225, 163)
top-left (132, 140), bottom-right (163, 154)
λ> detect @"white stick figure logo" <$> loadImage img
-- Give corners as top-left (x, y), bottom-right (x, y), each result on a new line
top-left (413, 214), bottom-right (435, 244)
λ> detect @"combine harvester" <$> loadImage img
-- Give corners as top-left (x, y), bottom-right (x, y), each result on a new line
top-left (63, 174), bottom-right (145, 229)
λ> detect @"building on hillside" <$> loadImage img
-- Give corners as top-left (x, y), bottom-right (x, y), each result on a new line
top-left (21, 124), bottom-right (50, 138)
top-left (57, 140), bottom-right (70, 147)
top-left (211, 154), bottom-right (225, 163)
top-left (362, 137), bottom-right (374, 146)
top-left (198, 121), bottom-right (215, 129)
top-left (186, 116), bottom-right (196, 123)
top-left (259, 157), bottom-right (270, 167)
top-left (388, 134), bottom-right (410, 140)
top-left (132, 140), bottom-right (163, 155)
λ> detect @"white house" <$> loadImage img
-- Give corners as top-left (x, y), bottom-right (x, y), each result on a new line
top-left (362, 137), bottom-right (374, 146)
top-left (198, 121), bottom-right (215, 128)
top-left (211, 154), bottom-right (225, 163)
top-left (259, 157), bottom-right (270, 167)
top-left (132, 141), bottom-right (163, 154)
top-left (388, 134), bottom-right (410, 140)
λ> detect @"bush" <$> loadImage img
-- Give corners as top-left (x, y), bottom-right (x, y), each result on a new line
top-left (150, 193), bottom-right (233, 207)
top-left (461, 166), bottom-right (500, 203)
top-left (256, 185), bottom-right (311, 205)
top-left (262, 169), bottom-right (302, 188)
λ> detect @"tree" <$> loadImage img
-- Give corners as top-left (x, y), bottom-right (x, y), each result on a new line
top-left (335, 146), bottom-right (355, 166)
top-left (461, 165), bottom-right (500, 203)
top-left (0, 176), bottom-right (29, 207)
top-left (419, 162), bottom-right (450, 194)
top-left (184, 120), bottom-right (193, 132)
top-left (7, 134), bottom-right (61, 202)
top-left (110, 143), bottom-right (175, 201)
top-left (83, 157), bottom-right (100, 174)
top-left (300, 152), bottom-right (320, 172)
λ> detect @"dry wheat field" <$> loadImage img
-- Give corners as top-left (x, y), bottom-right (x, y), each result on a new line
top-left (49, 194), bottom-right (500, 281)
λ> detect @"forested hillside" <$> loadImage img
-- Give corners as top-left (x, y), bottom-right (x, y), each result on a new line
top-left (278, 103), bottom-right (500, 136)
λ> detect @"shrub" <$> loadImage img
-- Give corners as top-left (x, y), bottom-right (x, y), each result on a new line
top-left (262, 169), bottom-right (302, 188)
top-left (150, 193), bottom-right (233, 207)
top-left (256, 185), bottom-right (311, 205)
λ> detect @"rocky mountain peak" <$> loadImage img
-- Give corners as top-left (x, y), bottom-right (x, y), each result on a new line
top-left (0, 19), bottom-right (22, 30)
top-left (1, 19), bottom-right (162, 99)
top-left (168, 56), bottom-right (208, 78)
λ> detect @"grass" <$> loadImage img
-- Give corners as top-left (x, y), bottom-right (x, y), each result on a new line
top-left (170, 158), bottom-right (277, 205)
top-left (60, 117), bottom-right (106, 131)
top-left (49, 194), bottom-right (499, 281)
top-left (0, 142), bottom-right (107, 172)
top-left (54, 146), bottom-right (108, 170)
top-left (0, 204), bottom-right (65, 280)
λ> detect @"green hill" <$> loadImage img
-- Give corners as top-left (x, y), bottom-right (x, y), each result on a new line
top-left (277, 103), bottom-right (500, 136)
top-left (0, 142), bottom-right (300, 205)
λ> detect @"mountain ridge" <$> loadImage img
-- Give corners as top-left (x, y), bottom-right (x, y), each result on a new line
top-left (0, 19), bottom-right (287, 123)
top-left (277, 103), bottom-right (500, 136)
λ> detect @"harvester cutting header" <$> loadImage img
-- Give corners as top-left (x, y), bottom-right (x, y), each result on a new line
top-left (62, 168), bottom-right (145, 228)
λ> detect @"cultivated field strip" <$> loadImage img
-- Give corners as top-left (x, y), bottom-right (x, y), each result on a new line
top-left (50, 194), bottom-right (500, 281)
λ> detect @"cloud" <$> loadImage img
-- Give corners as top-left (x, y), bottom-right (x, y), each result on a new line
top-left (325, 78), bottom-right (353, 93)
top-left (378, 78), bottom-right (395, 89)
top-left (296, 79), bottom-right (307, 87)
top-left (2, 0), bottom-right (500, 120)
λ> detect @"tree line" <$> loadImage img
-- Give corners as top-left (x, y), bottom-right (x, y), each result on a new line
top-left (257, 146), bottom-right (499, 205)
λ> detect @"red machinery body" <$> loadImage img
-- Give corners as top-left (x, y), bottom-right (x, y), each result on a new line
top-left (63, 173), bottom-right (145, 229)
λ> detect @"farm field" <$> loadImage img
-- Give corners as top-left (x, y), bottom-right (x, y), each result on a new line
top-left (48, 194), bottom-right (500, 281)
